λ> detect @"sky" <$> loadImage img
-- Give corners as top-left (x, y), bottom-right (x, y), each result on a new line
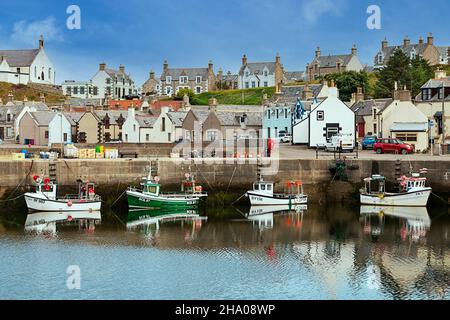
top-left (0, 0), bottom-right (449, 86)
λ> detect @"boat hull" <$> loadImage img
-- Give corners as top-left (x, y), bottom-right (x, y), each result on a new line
top-left (24, 193), bottom-right (102, 212)
top-left (360, 188), bottom-right (431, 207)
top-left (246, 191), bottom-right (308, 206)
top-left (126, 190), bottom-right (200, 209)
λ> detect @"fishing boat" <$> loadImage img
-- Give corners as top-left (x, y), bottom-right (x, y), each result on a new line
top-left (24, 176), bottom-right (102, 212)
top-left (24, 211), bottom-right (101, 234)
top-left (360, 172), bottom-right (431, 207)
top-left (126, 171), bottom-right (207, 210)
top-left (245, 177), bottom-right (308, 206)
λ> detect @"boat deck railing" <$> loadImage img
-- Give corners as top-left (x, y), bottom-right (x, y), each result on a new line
top-left (61, 194), bottom-right (102, 201)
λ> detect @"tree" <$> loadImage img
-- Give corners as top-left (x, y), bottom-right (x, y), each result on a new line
top-left (375, 49), bottom-right (412, 98)
top-left (174, 88), bottom-right (195, 100)
top-left (324, 71), bottom-right (369, 102)
top-left (410, 56), bottom-right (434, 97)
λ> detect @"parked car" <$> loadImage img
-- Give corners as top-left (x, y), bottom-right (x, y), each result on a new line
top-left (361, 135), bottom-right (377, 150)
top-left (276, 131), bottom-right (292, 143)
top-left (374, 138), bottom-right (414, 154)
top-left (325, 133), bottom-right (355, 152)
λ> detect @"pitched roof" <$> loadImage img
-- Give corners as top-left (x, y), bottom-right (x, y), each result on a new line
top-left (375, 43), bottom-right (440, 65)
top-left (162, 67), bottom-right (209, 79)
top-left (109, 99), bottom-right (142, 110)
top-left (166, 111), bottom-right (188, 127)
top-left (150, 100), bottom-right (183, 112)
top-left (221, 71), bottom-right (238, 81)
top-left (136, 116), bottom-right (157, 128)
top-left (95, 110), bottom-right (128, 124)
top-left (351, 99), bottom-right (393, 116)
top-left (0, 49), bottom-right (40, 67)
top-left (285, 71), bottom-right (306, 82)
top-left (29, 111), bottom-right (57, 126)
top-left (104, 68), bottom-right (133, 81)
top-left (311, 54), bottom-right (354, 68)
top-left (239, 62), bottom-right (276, 76)
top-left (215, 111), bottom-right (263, 126)
top-left (63, 112), bottom-right (84, 124)
top-left (273, 84), bottom-right (323, 105)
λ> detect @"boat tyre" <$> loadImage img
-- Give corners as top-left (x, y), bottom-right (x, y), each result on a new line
top-left (376, 148), bottom-right (382, 154)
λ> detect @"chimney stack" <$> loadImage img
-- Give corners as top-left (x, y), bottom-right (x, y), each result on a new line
top-left (275, 52), bottom-right (281, 64)
top-left (208, 97), bottom-right (217, 112)
top-left (435, 68), bottom-right (447, 79)
top-left (217, 68), bottom-right (223, 81)
top-left (208, 60), bottom-right (213, 73)
top-left (119, 64), bottom-right (125, 73)
top-left (99, 63), bottom-right (106, 71)
top-left (393, 84), bottom-right (411, 102)
top-left (163, 60), bottom-right (169, 73)
top-left (403, 36), bottom-right (410, 48)
top-left (419, 36), bottom-right (424, 45)
top-left (427, 33), bottom-right (434, 46)
top-left (39, 35), bottom-right (44, 49)
top-left (381, 37), bottom-right (388, 50)
top-left (351, 44), bottom-right (357, 55)
top-left (149, 70), bottom-right (155, 80)
top-left (242, 54), bottom-right (247, 65)
top-left (315, 47), bottom-right (321, 58)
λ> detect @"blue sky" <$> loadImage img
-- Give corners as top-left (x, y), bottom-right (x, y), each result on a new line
top-left (0, 0), bottom-right (449, 85)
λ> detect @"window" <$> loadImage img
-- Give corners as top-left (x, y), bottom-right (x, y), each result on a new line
top-left (34, 66), bottom-right (37, 77)
top-left (261, 184), bottom-right (266, 191)
top-left (373, 109), bottom-right (377, 118)
top-left (378, 54), bottom-right (383, 64)
top-left (245, 82), bottom-right (249, 89)
top-left (104, 132), bottom-right (111, 142)
top-left (185, 130), bottom-right (191, 140)
top-left (245, 71), bottom-right (250, 77)
top-left (267, 127), bottom-right (271, 138)
top-left (41, 71), bottom-right (44, 81)
top-left (162, 118), bottom-right (166, 132)
top-left (146, 134), bottom-right (150, 142)
top-left (73, 87), bottom-right (78, 95)
top-left (267, 110), bottom-right (271, 120)
top-left (106, 78), bottom-right (111, 84)
top-left (285, 109), bottom-right (288, 118)
top-left (45, 131), bottom-right (49, 139)
top-left (93, 87), bottom-right (98, 95)
top-left (6, 113), bottom-right (11, 122)
top-left (196, 86), bottom-right (201, 94)
top-left (264, 81), bottom-right (268, 87)
top-left (395, 133), bottom-right (417, 142)
top-left (166, 76), bottom-right (172, 83)
top-left (125, 134), bottom-right (128, 142)
top-left (267, 184), bottom-right (272, 191)
top-left (373, 124), bottom-right (377, 135)
top-left (196, 76), bottom-right (202, 84)
top-left (166, 87), bottom-right (171, 95)
top-left (66, 87), bottom-right (72, 94)
top-left (251, 81), bottom-right (256, 88)
top-left (326, 127), bottom-right (339, 139)
top-left (180, 76), bottom-right (188, 84)
top-left (6, 127), bottom-right (12, 137)
top-left (63, 133), bottom-right (68, 142)
top-left (206, 130), bottom-right (219, 141)
top-left (80, 87), bottom-right (85, 95)
top-left (317, 111), bottom-right (324, 121)
top-left (16, 67), bottom-right (20, 74)
top-left (422, 89), bottom-right (431, 100)
top-left (168, 133), bottom-right (171, 141)
top-left (264, 71), bottom-right (268, 76)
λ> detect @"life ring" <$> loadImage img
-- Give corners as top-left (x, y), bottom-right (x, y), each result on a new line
top-left (67, 201), bottom-right (73, 207)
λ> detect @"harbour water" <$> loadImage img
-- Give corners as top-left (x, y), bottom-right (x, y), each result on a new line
top-left (0, 204), bottom-right (449, 300)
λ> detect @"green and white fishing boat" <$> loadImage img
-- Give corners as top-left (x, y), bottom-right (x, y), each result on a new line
top-left (126, 171), bottom-right (207, 210)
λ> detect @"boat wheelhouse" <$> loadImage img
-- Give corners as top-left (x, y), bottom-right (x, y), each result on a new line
top-left (24, 176), bottom-right (102, 212)
top-left (360, 173), bottom-right (431, 207)
top-left (246, 178), bottom-right (308, 206)
top-left (126, 171), bottom-right (207, 210)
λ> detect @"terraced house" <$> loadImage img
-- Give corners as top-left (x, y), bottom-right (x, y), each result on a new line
top-left (158, 60), bottom-right (216, 97)
top-left (374, 34), bottom-right (449, 69)
top-left (62, 63), bottom-right (137, 100)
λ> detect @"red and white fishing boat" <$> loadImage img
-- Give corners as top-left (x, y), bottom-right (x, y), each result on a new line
top-left (24, 175), bottom-right (102, 212)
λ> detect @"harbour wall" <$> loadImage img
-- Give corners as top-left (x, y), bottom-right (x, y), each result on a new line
top-left (1, 158), bottom-right (450, 204)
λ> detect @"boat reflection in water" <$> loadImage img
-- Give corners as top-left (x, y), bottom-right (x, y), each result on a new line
top-left (246, 205), bottom-right (307, 230)
top-left (126, 208), bottom-right (207, 240)
top-left (360, 205), bottom-right (430, 241)
top-left (24, 211), bottom-right (101, 235)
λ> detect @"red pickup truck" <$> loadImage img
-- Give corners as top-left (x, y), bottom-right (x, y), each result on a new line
top-left (374, 138), bottom-right (414, 154)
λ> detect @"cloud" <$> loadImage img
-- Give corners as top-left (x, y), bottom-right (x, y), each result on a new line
top-left (300, 0), bottom-right (342, 24)
top-left (11, 17), bottom-right (63, 46)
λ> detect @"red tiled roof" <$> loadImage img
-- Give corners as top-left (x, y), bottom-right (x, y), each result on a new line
top-left (150, 100), bottom-right (183, 111)
top-left (109, 99), bottom-right (142, 110)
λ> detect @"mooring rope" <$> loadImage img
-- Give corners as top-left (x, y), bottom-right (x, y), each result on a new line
top-left (0, 194), bottom-right (24, 203)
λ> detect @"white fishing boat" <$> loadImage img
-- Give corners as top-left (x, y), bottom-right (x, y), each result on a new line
top-left (360, 173), bottom-right (431, 207)
top-left (24, 176), bottom-right (102, 212)
top-left (246, 178), bottom-right (308, 206)
top-left (24, 211), bottom-right (102, 234)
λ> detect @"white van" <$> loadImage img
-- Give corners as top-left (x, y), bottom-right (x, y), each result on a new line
top-left (325, 133), bottom-right (355, 152)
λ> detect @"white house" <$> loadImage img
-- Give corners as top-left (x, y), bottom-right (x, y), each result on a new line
top-left (48, 112), bottom-right (72, 146)
top-left (293, 86), bottom-right (356, 147)
top-left (238, 54), bottom-right (284, 92)
top-left (62, 63), bottom-right (137, 100)
top-left (0, 35), bottom-right (56, 85)
top-left (122, 108), bottom-right (157, 143)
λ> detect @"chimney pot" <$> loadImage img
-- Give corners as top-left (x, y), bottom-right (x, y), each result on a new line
top-left (351, 44), bottom-right (357, 55)
top-left (315, 47), bottom-right (321, 58)
top-left (119, 64), bottom-right (125, 73)
top-left (242, 54), bottom-right (247, 65)
top-left (39, 35), bottom-right (44, 49)
top-left (427, 33), bottom-right (434, 45)
top-left (99, 63), bottom-right (106, 71)
top-left (403, 36), bottom-right (410, 48)
top-left (382, 37), bottom-right (388, 50)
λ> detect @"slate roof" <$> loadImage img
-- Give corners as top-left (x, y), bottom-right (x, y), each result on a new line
top-left (104, 68), bottom-right (133, 81)
top-left (63, 112), bottom-right (84, 125)
top-left (311, 54), bottom-right (353, 68)
top-left (29, 111), bottom-right (57, 126)
top-left (273, 84), bottom-right (323, 105)
top-left (215, 111), bottom-right (263, 127)
top-left (0, 49), bottom-right (40, 67)
top-left (136, 116), bottom-right (157, 128)
top-left (190, 105), bottom-right (264, 113)
top-left (285, 71), bottom-right (306, 82)
top-left (95, 110), bottom-right (128, 124)
top-left (162, 67), bottom-right (209, 79)
top-left (221, 71), bottom-right (238, 81)
top-left (351, 99), bottom-right (393, 116)
top-left (375, 43), bottom-right (446, 65)
top-left (239, 62), bottom-right (276, 76)
top-left (166, 111), bottom-right (188, 127)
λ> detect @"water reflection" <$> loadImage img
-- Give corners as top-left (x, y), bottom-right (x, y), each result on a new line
top-left (360, 206), bottom-right (431, 242)
top-left (24, 211), bottom-right (101, 235)
top-left (246, 205), bottom-right (307, 230)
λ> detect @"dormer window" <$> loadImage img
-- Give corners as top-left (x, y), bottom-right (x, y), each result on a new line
top-left (264, 70), bottom-right (268, 76)
top-left (378, 54), bottom-right (383, 64)
top-left (6, 113), bottom-right (11, 122)
top-left (196, 76), bottom-right (202, 84)
top-left (180, 76), bottom-right (188, 84)
top-left (166, 76), bottom-right (172, 83)
top-left (410, 51), bottom-right (416, 60)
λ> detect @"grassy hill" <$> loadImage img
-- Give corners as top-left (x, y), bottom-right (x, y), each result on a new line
top-left (0, 82), bottom-right (65, 105)
top-left (190, 87), bottom-right (276, 105)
